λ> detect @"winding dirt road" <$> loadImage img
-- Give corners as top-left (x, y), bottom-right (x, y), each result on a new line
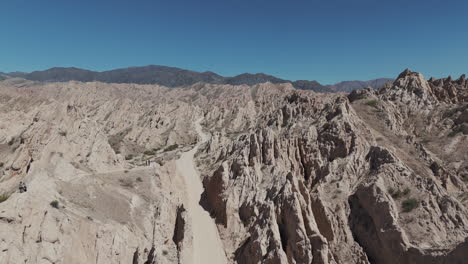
top-left (175, 118), bottom-right (227, 264)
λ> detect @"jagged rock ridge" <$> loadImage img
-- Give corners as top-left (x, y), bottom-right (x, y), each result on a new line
top-left (0, 69), bottom-right (467, 263)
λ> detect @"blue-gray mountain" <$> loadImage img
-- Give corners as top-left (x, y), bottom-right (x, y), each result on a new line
top-left (1, 66), bottom-right (392, 93)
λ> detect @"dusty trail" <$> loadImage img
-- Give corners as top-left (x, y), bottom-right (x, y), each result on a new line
top-left (175, 118), bottom-right (228, 264)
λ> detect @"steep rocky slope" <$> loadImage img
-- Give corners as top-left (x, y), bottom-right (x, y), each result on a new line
top-left (0, 69), bottom-right (466, 264)
top-left (194, 70), bottom-right (468, 264)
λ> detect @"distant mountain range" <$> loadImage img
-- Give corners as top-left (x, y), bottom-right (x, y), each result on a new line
top-left (326, 78), bottom-right (394, 92)
top-left (1, 65), bottom-right (392, 92)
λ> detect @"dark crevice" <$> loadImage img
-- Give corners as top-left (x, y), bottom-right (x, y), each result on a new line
top-left (172, 205), bottom-right (186, 263)
top-left (132, 248), bottom-right (139, 264)
top-left (298, 139), bottom-right (311, 182)
top-left (172, 205), bottom-right (186, 247)
top-left (348, 194), bottom-right (378, 264)
top-left (26, 158), bottom-right (33, 173)
top-left (277, 220), bottom-right (288, 254)
top-left (234, 236), bottom-right (251, 263)
top-left (143, 246), bottom-right (155, 264)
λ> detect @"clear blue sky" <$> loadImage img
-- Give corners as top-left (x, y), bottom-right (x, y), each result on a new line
top-left (1, 0), bottom-right (467, 84)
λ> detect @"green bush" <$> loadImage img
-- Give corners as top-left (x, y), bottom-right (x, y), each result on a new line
top-left (0, 194), bottom-right (9, 203)
top-left (402, 198), bottom-right (419, 212)
top-left (365, 100), bottom-right (379, 108)
top-left (50, 200), bottom-right (60, 209)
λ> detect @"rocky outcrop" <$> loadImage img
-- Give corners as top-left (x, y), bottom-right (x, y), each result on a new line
top-left (428, 74), bottom-right (468, 103)
top-left (0, 69), bottom-right (467, 263)
top-left (381, 69), bottom-right (468, 104)
top-left (195, 70), bottom-right (468, 263)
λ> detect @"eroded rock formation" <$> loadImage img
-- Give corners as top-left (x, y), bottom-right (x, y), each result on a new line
top-left (0, 69), bottom-right (467, 263)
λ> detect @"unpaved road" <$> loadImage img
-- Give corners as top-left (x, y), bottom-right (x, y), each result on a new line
top-left (175, 118), bottom-right (228, 264)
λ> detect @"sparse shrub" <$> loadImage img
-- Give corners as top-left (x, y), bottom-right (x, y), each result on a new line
top-left (144, 150), bottom-right (156, 156)
top-left (448, 129), bottom-right (460, 137)
top-left (0, 194), bottom-right (10, 203)
top-left (50, 200), bottom-right (60, 209)
top-left (390, 187), bottom-right (411, 199)
top-left (402, 187), bottom-right (411, 196)
top-left (136, 177), bottom-right (143, 182)
top-left (443, 107), bottom-right (462, 118)
top-left (124, 170), bottom-right (129, 173)
top-left (365, 100), bottom-right (379, 108)
top-left (164, 144), bottom-right (179, 152)
top-left (402, 198), bottom-right (419, 212)
top-left (390, 189), bottom-right (402, 199)
top-left (0, 162), bottom-right (3, 167)
top-left (355, 94), bottom-right (367, 101)
top-left (162, 250), bottom-right (168, 256)
top-left (119, 178), bottom-right (134, 188)
top-left (59, 131), bottom-right (67, 136)
top-left (420, 137), bottom-right (430, 144)
top-left (125, 154), bottom-right (133, 160)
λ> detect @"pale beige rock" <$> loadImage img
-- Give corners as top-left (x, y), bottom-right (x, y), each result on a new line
top-left (0, 72), bottom-right (467, 264)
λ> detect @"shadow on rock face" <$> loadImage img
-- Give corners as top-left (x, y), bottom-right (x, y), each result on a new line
top-left (199, 165), bottom-right (228, 227)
